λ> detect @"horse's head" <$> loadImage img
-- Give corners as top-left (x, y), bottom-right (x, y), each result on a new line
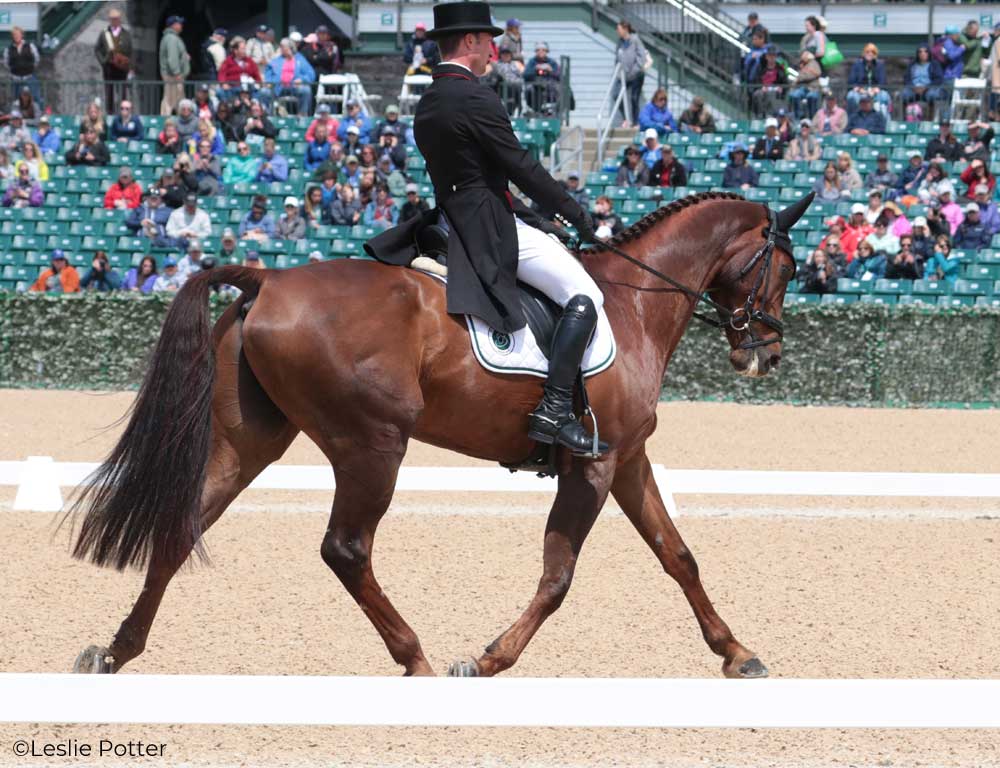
top-left (707, 192), bottom-right (813, 378)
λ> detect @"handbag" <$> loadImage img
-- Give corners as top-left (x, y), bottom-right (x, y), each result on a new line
top-left (105, 31), bottom-right (130, 71)
top-left (820, 40), bottom-right (844, 70)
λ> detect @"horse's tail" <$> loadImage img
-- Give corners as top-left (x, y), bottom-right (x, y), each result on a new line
top-left (69, 266), bottom-right (268, 571)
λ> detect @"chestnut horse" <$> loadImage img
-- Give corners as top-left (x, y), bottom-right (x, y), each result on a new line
top-left (70, 191), bottom-right (810, 678)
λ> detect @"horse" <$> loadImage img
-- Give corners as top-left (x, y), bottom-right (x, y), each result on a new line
top-left (69, 190), bottom-right (812, 678)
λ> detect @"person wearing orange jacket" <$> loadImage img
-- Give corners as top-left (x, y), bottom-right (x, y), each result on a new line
top-left (30, 249), bottom-right (80, 293)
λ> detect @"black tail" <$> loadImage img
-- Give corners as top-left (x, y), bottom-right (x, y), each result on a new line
top-left (69, 266), bottom-right (267, 571)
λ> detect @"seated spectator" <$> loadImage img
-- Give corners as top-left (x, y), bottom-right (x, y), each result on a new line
top-left (847, 93), bottom-right (886, 135)
top-left (842, 203), bottom-right (873, 259)
top-left (238, 100), bottom-right (277, 142)
top-left (722, 142), bottom-right (757, 189)
top-left (896, 150), bottom-right (928, 201)
top-left (341, 124), bottom-right (363, 157)
top-left (639, 88), bottom-right (677, 137)
top-left (910, 217), bottom-right (934, 263)
top-left (176, 239), bottom-right (208, 285)
top-left (563, 172), bottom-right (589, 209)
top-left (836, 151), bottom-right (862, 190)
top-left (157, 118), bottom-right (184, 156)
top-left (864, 189), bottom-right (884, 225)
top-left (30, 249), bottom-right (80, 293)
top-left (256, 137), bottom-right (288, 183)
top-left (819, 215), bottom-right (846, 251)
top-left (152, 256), bottom-right (183, 292)
top-left (14, 141), bottom-right (46, 182)
top-left (166, 192), bottom-right (212, 245)
top-left (230, 86), bottom-right (254, 122)
top-left (174, 99), bottom-right (199, 142)
top-left (122, 255), bottom-right (159, 293)
top-left (377, 155), bottom-right (408, 197)
top-left (79, 101), bottom-right (107, 142)
top-left (306, 103), bottom-right (340, 144)
top-left (752, 117), bottom-right (784, 160)
top-left (400, 182), bottom-right (429, 223)
top-left (901, 46), bottom-right (946, 115)
top-left (192, 138), bottom-right (223, 196)
top-left (239, 195), bottom-right (275, 241)
top-left (774, 108), bottom-right (795, 143)
top-left (788, 50), bottom-right (822, 120)
top-left (784, 119), bottom-right (820, 162)
top-left (103, 166), bottom-right (142, 209)
top-left (925, 120), bottom-right (961, 162)
top-left (218, 37), bottom-right (263, 99)
top-left (336, 99), bottom-right (372, 144)
top-left (403, 22), bottom-right (440, 76)
top-left (616, 146), bottom-right (650, 187)
top-left (749, 45), bottom-right (787, 117)
top-left (649, 144), bottom-right (687, 188)
top-left (301, 185), bottom-right (327, 229)
top-left (375, 126), bottom-right (408, 171)
top-left (972, 183), bottom-right (1000, 234)
top-left (955, 202), bottom-right (992, 249)
top-left (340, 154), bottom-right (361, 189)
top-left (812, 162), bottom-right (847, 202)
top-left (591, 195), bottom-right (623, 238)
top-left (190, 118), bottom-right (224, 156)
top-left (847, 43), bottom-right (889, 113)
top-left (3, 163), bottom-right (42, 207)
top-left (881, 201), bottom-right (911, 238)
top-left (109, 100), bottom-right (143, 142)
top-left (362, 184), bottom-right (398, 231)
top-left (316, 169), bottom-right (339, 207)
top-left (486, 46), bottom-right (524, 116)
top-left (80, 251), bottom-right (121, 292)
top-left (524, 42), bottom-right (560, 116)
top-left (865, 154), bottom-right (898, 192)
top-left (640, 128), bottom-right (662, 168)
top-left (819, 233), bottom-right (849, 274)
top-left (358, 143), bottom-right (377, 173)
top-left (801, 248), bottom-right (839, 294)
top-left (217, 228), bottom-right (241, 263)
top-left (812, 90), bottom-right (847, 136)
top-left (959, 158), bottom-right (994, 201)
top-left (0, 110), bottom-right (31, 152)
top-left (847, 239), bottom-right (887, 279)
top-left (214, 101), bottom-right (240, 144)
top-left (126, 186), bottom-right (178, 247)
top-left (313, 143), bottom-right (344, 183)
top-left (330, 183), bottom-right (361, 225)
top-left (962, 120), bottom-right (994, 164)
top-left (915, 161), bottom-right (949, 204)
top-left (264, 38), bottom-right (316, 115)
top-left (304, 122), bottom-right (333, 173)
top-left (924, 236), bottom-right (960, 283)
top-left (865, 215), bottom-right (900, 256)
top-left (157, 169), bottom-right (187, 208)
top-left (885, 235), bottom-right (923, 280)
top-left (678, 96), bottom-right (715, 134)
top-left (223, 140), bottom-right (259, 185)
top-left (65, 125), bottom-right (110, 166)
top-left (193, 83), bottom-right (216, 121)
top-left (924, 200), bottom-right (952, 240)
top-left (33, 115), bottom-right (60, 156)
top-left (276, 195), bottom-right (306, 240)
top-left (308, 249), bottom-right (324, 265)
top-left (13, 87), bottom-right (40, 121)
top-left (936, 183), bottom-right (964, 235)
top-left (243, 251), bottom-right (265, 271)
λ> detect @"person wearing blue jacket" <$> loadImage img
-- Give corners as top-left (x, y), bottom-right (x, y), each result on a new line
top-left (721, 143), bottom-right (758, 189)
top-left (337, 99), bottom-right (373, 144)
top-left (901, 46), bottom-right (946, 113)
top-left (304, 122), bottom-right (333, 173)
top-left (109, 100), bottom-right (144, 142)
top-left (638, 88), bottom-right (677, 137)
top-left (255, 136), bottom-right (288, 183)
top-left (938, 27), bottom-right (966, 81)
top-left (32, 115), bottom-right (60, 156)
top-left (846, 43), bottom-right (889, 113)
top-left (264, 38), bottom-right (316, 115)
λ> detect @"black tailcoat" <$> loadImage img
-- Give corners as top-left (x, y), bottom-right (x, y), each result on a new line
top-left (364, 62), bottom-right (589, 332)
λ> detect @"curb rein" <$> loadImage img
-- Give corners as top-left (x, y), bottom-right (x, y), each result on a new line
top-left (581, 205), bottom-right (792, 351)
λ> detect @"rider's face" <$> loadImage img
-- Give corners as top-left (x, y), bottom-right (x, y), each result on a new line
top-left (466, 32), bottom-right (495, 77)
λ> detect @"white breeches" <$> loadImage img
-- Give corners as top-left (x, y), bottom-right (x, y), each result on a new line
top-left (514, 216), bottom-right (604, 311)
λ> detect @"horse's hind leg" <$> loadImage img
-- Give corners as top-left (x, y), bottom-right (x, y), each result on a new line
top-left (610, 452), bottom-right (767, 679)
top-left (319, 444), bottom-right (434, 676)
top-left (452, 458), bottom-right (615, 677)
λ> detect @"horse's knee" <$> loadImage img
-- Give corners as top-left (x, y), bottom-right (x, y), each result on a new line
top-left (540, 564), bottom-right (575, 612)
top-left (320, 531), bottom-right (369, 582)
top-left (663, 541), bottom-right (699, 582)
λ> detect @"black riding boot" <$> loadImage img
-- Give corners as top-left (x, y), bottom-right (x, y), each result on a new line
top-left (528, 294), bottom-right (609, 457)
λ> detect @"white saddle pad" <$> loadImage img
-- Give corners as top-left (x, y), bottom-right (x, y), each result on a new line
top-left (420, 271), bottom-right (616, 378)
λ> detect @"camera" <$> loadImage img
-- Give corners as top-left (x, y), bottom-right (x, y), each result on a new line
top-left (200, 255), bottom-right (217, 270)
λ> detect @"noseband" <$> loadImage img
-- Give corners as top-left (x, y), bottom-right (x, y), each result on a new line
top-left (587, 205), bottom-right (794, 351)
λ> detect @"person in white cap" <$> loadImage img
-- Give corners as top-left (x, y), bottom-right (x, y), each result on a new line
top-left (842, 202), bottom-right (873, 260)
top-left (785, 119), bottom-right (820, 161)
top-left (935, 181), bottom-right (963, 235)
top-left (400, 181), bottom-right (429, 222)
top-left (954, 201), bottom-right (992, 249)
top-left (752, 116), bottom-right (784, 161)
top-left (640, 127), bottom-right (662, 169)
top-left (308, 250), bottom-right (324, 263)
top-left (276, 195), bottom-right (306, 240)
top-left (973, 182), bottom-right (1000, 234)
top-left (909, 216), bottom-right (933, 262)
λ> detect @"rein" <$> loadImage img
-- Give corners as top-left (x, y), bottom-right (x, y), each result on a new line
top-left (582, 205), bottom-right (791, 351)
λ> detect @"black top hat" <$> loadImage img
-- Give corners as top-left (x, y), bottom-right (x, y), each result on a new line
top-left (427, 2), bottom-right (503, 40)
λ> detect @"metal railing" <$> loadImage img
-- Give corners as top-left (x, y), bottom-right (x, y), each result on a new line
top-left (596, 63), bottom-right (632, 170)
top-left (548, 125), bottom-right (584, 180)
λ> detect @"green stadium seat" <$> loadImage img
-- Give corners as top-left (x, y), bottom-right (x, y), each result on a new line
top-left (784, 293), bottom-right (820, 306)
top-left (937, 295), bottom-right (975, 307)
top-left (912, 278), bottom-right (952, 296)
top-left (976, 295), bottom-right (1000, 307)
top-left (836, 278), bottom-right (874, 294)
top-left (965, 264), bottom-right (1000, 280)
top-left (874, 278), bottom-right (912, 295)
top-left (860, 293), bottom-right (897, 305)
top-left (821, 293), bottom-right (858, 305)
top-left (953, 278), bottom-right (991, 296)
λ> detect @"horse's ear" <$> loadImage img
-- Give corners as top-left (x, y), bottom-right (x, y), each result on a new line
top-left (775, 191), bottom-right (815, 232)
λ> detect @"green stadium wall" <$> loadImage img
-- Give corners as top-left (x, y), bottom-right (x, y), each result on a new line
top-left (1, 295), bottom-right (997, 407)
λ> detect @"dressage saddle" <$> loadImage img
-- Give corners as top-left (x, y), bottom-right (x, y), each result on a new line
top-left (416, 223), bottom-right (561, 358)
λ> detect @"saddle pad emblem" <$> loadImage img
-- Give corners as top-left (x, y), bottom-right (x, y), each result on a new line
top-left (489, 329), bottom-right (514, 355)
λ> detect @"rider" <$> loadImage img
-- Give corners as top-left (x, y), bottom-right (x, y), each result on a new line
top-left (368, 2), bottom-right (607, 457)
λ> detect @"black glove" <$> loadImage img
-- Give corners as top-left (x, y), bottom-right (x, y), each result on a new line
top-left (575, 214), bottom-right (598, 245)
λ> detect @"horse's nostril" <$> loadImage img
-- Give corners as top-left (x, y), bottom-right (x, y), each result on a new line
top-left (769, 354), bottom-right (781, 369)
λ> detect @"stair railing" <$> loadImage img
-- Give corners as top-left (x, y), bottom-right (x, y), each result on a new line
top-left (595, 62), bottom-right (630, 172)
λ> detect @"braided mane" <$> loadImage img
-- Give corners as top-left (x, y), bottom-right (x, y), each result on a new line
top-left (582, 190), bottom-right (746, 253)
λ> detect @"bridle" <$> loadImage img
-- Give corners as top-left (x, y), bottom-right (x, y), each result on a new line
top-left (584, 205), bottom-right (795, 351)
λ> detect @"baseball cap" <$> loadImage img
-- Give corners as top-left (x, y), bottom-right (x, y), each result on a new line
top-left (535, 41), bottom-right (549, 51)
top-left (877, 153), bottom-right (888, 161)
top-left (251, 196), bottom-right (267, 209)
top-left (316, 25), bottom-right (330, 34)
top-left (858, 93), bottom-right (872, 102)
top-left (304, 33), bottom-right (318, 44)
top-left (385, 104), bottom-right (400, 115)
top-left (799, 118), bottom-right (812, 128)
top-left (289, 31), bottom-right (303, 43)
top-left (567, 171), bottom-right (580, 179)
top-left (163, 256), bottom-right (178, 268)
top-left (912, 216), bottom-right (928, 228)
top-left (868, 189), bottom-right (882, 197)
top-left (51, 248), bottom-right (66, 261)
top-left (38, 115), bottom-right (49, 124)
top-left (731, 142), bottom-right (748, 153)
top-left (188, 239), bottom-right (202, 252)
top-left (346, 98), bottom-right (360, 108)
top-left (145, 184), bottom-right (161, 197)
top-left (9, 110), bottom-right (21, 119)
top-left (283, 195), bottom-right (299, 207)
top-left (381, 124), bottom-right (398, 136)
top-left (764, 117), bottom-right (778, 128)
top-left (644, 128), bottom-right (659, 140)
top-left (506, 18), bottom-right (521, 27)
top-left (938, 182), bottom-right (955, 195)
top-left (909, 149), bottom-right (923, 158)
top-left (183, 192), bottom-right (197, 204)
top-left (316, 103), bottom-right (331, 115)
top-left (850, 202), bottom-right (866, 214)
top-left (965, 202), bottom-right (979, 213)
top-left (346, 125), bottom-right (360, 135)
top-left (213, 27), bottom-right (228, 37)
top-left (823, 89), bottom-right (835, 99)
top-left (166, 15), bottom-right (185, 26)
top-left (415, 22), bottom-right (426, 30)
top-left (975, 183), bottom-right (990, 195)
top-left (945, 25), bottom-right (960, 35)
top-left (256, 24), bottom-right (269, 33)
top-left (405, 182), bottom-right (419, 193)
top-left (245, 250), bottom-right (261, 261)
top-left (660, 144), bottom-right (674, 153)
top-left (222, 228), bottom-right (236, 241)
top-left (345, 154), bottom-right (359, 164)
top-left (308, 250), bottom-right (324, 261)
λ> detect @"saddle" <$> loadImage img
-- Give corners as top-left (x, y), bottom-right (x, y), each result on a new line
top-left (416, 223), bottom-right (561, 358)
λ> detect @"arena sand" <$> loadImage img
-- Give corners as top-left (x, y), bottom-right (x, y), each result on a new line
top-left (0, 390), bottom-right (998, 767)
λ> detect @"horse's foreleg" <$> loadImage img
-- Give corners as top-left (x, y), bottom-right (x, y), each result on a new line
top-left (321, 448), bottom-right (434, 677)
top-left (455, 459), bottom-right (614, 677)
top-left (610, 452), bottom-right (767, 678)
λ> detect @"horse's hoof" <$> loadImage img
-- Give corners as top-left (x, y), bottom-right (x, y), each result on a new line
top-left (724, 655), bottom-right (768, 679)
top-left (447, 657), bottom-right (480, 677)
top-left (73, 645), bottom-right (115, 674)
